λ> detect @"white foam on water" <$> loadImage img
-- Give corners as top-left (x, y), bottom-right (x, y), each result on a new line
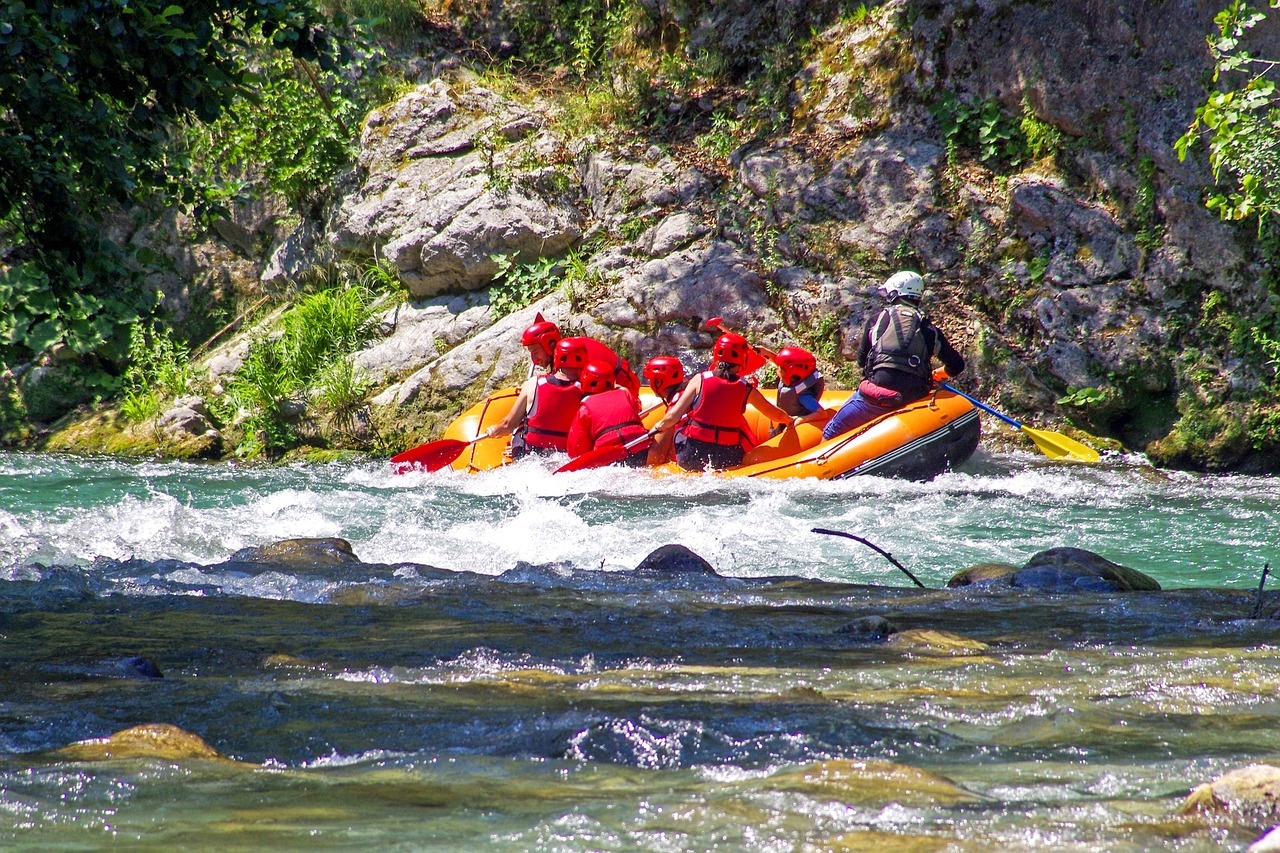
top-left (3, 451), bottom-right (1279, 588)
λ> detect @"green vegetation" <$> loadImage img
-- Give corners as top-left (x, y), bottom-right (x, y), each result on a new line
top-left (121, 324), bottom-right (195, 423)
top-left (1176, 0), bottom-right (1280, 227)
top-left (182, 35), bottom-right (400, 213)
top-left (489, 254), bottom-right (562, 318)
top-left (933, 94), bottom-right (1026, 168)
top-left (219, 282), bottom-right (381, 457)
top-left (0, 0), bottom-right (354, 371)
top-left (1020, 97), bottom-right (1064, 163)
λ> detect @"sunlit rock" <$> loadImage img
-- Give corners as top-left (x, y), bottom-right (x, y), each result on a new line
top-left (229, 537), bottom-right (360, 567)
top-left (1181, 764), bottom-right (1280, 826)
top-left (52, 723), bottom-right (224, 762)
top-left (886, 628), bottom-right (989, 656)
top-left (763, 758), bottom-right (982, 806)
top-left (632, 544), bottom-right (719, 576)
top-left (947, 547), bottom-right (1160, 592)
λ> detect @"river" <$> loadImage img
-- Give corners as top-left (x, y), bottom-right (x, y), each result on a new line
top-left (1, 447), bottom-right (1277, 850)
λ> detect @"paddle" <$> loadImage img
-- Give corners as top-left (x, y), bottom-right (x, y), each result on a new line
top-left (941, 383), bottom-right (1100, 463)
top-left (554, 430), bottom-right (655, 474)
top-left (704, 316), bottom-right (769, 374)
top-left (390, 437), bottom-right (481, 473)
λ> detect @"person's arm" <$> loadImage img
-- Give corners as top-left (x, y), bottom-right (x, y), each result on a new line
top-left (931, 326), bottom-right (966, 380)
top-left (748, 386), bottom-right (797, 427)
top-left (565, 405), bottom-right (592, 458)
top-left (484, 376), bottom-right (536, 438)
top-left (653, 373), bottom-right (701, 433)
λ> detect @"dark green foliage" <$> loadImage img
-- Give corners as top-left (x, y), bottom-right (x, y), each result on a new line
top-left (182, 33), bottom-right (398, 212)
top-left (0, 0), bottom-right (351, 368)
top-left (932, 93), bottom-right (1025, 167)
top-left (222, 282), bottom-right (379, 456)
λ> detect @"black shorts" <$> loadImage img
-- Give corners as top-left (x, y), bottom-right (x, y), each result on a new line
top-left (675, 436), bottom-right (745, 471)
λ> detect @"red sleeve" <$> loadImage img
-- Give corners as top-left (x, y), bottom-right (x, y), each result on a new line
top-left (566, 405), bottom-right (593, 458)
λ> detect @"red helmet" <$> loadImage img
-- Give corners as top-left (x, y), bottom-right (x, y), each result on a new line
top-left (711, 332), bottom-right (750, 368)
top-left (643, 356), bottom-right (686, 398)
top-left (521, 319), bottom-right (562, 360)
top-left (580, 360), bottom-right (616, 395)
top-left (553, 336), bottom-right (589, 371)
top-left (775, 346), bottom-right (817, 386)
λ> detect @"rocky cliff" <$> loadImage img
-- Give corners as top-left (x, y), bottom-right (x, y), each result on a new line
top-left (42, 0), bottom-right (1280, 470)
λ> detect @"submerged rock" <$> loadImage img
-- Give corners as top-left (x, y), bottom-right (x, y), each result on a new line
top-left (835, 615), bottom-right (898, 640)
top-left (112, 656), bottom-right (163, 679)
top-left (947, 547), bottom-right (1160, 592)
top-left (1181, 763), bottom-right (1280, 826)
top-left (229, 537), bottom-right (360, 567)
top-left (51, 723), bottom-right (225, 762)
top-left (632, 544), bottom-right (719, 576)
top-left (887, 628), bottom-right (989, 657)
top-left (762, 758), bottom-right (983, 806)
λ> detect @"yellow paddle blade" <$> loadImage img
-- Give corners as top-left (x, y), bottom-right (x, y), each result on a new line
top-left (1021, 426), bottom-right (1100, 463)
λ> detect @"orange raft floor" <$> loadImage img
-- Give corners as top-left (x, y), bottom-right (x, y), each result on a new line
top-left (437, 387), bottom-right (981, 481)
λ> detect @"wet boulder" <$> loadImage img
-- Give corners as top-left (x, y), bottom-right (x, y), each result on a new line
top-left (947, 547), bottom-right (1160, 592)
top-left (111, 656), bottom-right (163, 679)
top-left (632, 544), bottom-right (720, 577)
top-left (229, 537), bottom-right (360, 567)
top-left (1181, 764), bottom-right (1280, 826)
top-left (835, 615), bottom-right (898, 641)
top-left (51, 723), bottom-right (225, 762)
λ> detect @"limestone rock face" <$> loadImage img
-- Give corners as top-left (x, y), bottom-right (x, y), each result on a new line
top-left (330, 80), bottom-right (583, 298)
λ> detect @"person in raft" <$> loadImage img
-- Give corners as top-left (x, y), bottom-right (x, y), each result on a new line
top-left (822, 270), bottom-right (966, 440)
top-left (641, 355), bottom-right (688, 465)
top-left (652, 333), bottom-right (798, 471)
top-left (566, 361), bottom-right (651, 467)
top-left (751, 344), bottom-right (828, 435)
top-left (520, 313), bottom-right (642, 395)
top-left (484, 336), bottom-right (588, 458)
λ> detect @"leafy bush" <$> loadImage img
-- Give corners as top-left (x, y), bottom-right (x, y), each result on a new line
top-left (933, 93), bottom-right (1025, 167)
top-left (121, 323), bottom-right (195, 422)
top-left (489, 254), bottom-right (561, 318)
top-left (1176, 0), bottom-right (1280, 227)
top-left (223, 282), bottom-right (380, 456)
top-left (183, 34), bottom-right (399, 213)
top-left (0, 0), bottom-right (350, 368)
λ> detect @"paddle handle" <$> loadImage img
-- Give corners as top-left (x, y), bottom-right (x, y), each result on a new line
top-left (941, 383), bottom-right (1023, 429)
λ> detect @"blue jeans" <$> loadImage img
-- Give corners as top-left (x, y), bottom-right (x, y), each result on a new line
top-left (822, 392), bottom-right (896, 440)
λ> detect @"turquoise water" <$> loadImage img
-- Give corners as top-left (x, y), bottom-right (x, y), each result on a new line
top-left (1, 448), bottom-right (1278, 849)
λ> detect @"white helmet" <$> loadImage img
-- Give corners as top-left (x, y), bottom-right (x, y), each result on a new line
top-left (881, 271), bottom-right (925, 301)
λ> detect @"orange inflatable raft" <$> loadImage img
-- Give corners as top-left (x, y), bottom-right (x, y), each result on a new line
top-left (436, 386), bottom-right (980, 481)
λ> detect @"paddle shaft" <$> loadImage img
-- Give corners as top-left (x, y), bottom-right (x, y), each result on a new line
top-left (941, 383), bottom-right (1023, 428)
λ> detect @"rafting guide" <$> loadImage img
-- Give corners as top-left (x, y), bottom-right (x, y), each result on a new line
top-left (822, 271), bottom-right (967, 440)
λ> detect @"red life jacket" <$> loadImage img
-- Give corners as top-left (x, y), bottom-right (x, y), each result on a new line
top-left (682, 371), bottom-right (751, 447)
top-left (581, 388), bottom-right (647, 448)
top-left (524, 375), bottom-right (582, 450)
